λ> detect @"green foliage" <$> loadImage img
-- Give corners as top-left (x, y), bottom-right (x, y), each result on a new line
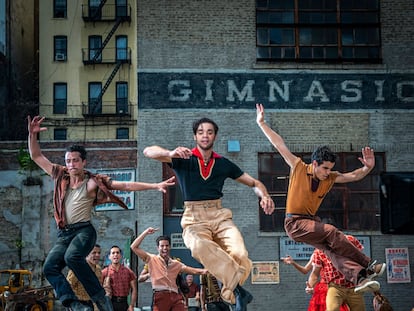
top-left (14, 239), bottom-right (25, 249)
top-left (17, 146), bottom-right (43, 185)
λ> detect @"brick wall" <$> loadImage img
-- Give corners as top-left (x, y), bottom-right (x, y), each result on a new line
top-left (135, 1), bottom-right (414, 309)
top-left (137, 0), bottom-right (255, 69)
top-left (381, 0), bottom-right (414, 69)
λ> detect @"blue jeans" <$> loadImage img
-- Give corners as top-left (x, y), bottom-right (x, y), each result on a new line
top-left (43, 223), bottom-right (106, 306)
top-left (206, 302), bottom-right (230, 311)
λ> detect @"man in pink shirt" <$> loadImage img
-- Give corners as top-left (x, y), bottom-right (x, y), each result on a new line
top-left (131, 227), bottom-right (208, 311)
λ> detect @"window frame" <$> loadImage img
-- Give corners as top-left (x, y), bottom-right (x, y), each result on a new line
top-left (88, 0), bottom-right (102, 19)
top-left (258, 151), bottom-right (385, 232)
top-left (116, 35), bottom-right (128, 61)
top-left (116, 0), bottom-right (128, 18)
top-left (53, 0), bottom-right (67, 18)
top-left (54, 36), bottom-right (67, 61)
top-left (116, 127), bottom-right (129, 139)
top-left (54, 128), bottom-right (67, 140)
top-left (116, 82), bottom-right (128, 114)
top-left (88, 35), bottom-right (102, 62)
top-left (88, 82), bottom-right (102, 115)
top-left (256, 0), bottom-right (382, 63)
top-left (53, 83), bottom-right (67, 114)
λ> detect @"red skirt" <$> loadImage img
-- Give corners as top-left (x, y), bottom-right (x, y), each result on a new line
top-left (308, 282), bottom-right (349, 311)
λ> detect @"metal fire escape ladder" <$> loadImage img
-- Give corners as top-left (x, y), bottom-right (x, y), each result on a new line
top-left (89, 61), bottom-right (123, 114)
top-left (92, 17), bottom-right (123, 63)
top-left (101, 61), bottom-right (122, 97)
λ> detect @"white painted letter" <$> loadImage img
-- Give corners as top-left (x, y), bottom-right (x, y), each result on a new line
top-left (268, 80), bottom-right (291, 102)
top-left (303, 80), bottom-right (330, 102)
top-left (168, 80), bottom-right (192, 101)
top-left (204, 80), bottom-right (214, 101)
top-left (341, 80), bottom-right (362, 102)
top-left (374, 80), bottom-right (385, 101)
top-left (397, 81), bottom-right (414, 102)
top-left (226, 80), bottom-right (255, 102)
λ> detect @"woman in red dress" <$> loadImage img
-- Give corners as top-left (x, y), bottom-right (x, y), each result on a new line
top-left (282, 255), bottom-right (349, 311)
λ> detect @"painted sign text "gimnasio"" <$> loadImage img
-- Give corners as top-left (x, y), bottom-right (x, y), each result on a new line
top-left (138, 72), bottom-right (414, 109)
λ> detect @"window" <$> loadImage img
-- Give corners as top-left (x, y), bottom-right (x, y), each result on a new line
top-left (89, 36), bottom-right (102, 62)
top-left (258, 152), bottom-right (385, 232)
top-left (88, 82), bottom-right (102, 114)
top-left (116, 0), bottom-right (128, 17)
top-left (54, 36), bottom-right (67, 61)
top-left (54, 0), bottom-right (67, 18)
top-left (116, 82), bottom-right (128, 114)
top-left (163, 163), bottom-right (184, 215)
top-left (256, 0), bottom-right (381, 63)
top-left (89, 0), bottom-right (102, 19)
top-left (116, 36), bottom-right (128, 61)
top-left (53, 83), bottom-right (67, 114)
top-left (116, 128), bottom-right (129, 139)
top-left (54, 128), bottom-right (67, 140)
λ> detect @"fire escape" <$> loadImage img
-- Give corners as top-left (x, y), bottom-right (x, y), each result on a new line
top-left (81, 1), bottom-right (132, 118)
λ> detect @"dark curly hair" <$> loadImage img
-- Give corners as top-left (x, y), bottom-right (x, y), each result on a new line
top-left (66, 144), bottom-right (87, 160)
top-left (156, 235), bottom-right (171, 246)
top-left (311, 145), bottom-right (337, 165)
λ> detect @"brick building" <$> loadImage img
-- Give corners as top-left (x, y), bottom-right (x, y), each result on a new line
top-left (135, 1), bottom-right (414, 310)
top-left (0, 1), bottom-right (413, 310)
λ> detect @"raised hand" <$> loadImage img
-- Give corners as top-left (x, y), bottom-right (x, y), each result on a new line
top-left (27, 115), bottom-right (47, 134)
top-left (145, 227), bottom-right (159, 235)
top-left (256, 103), bottom-right (265, 125)
top-left (358, 147), bottom-right (375, 169)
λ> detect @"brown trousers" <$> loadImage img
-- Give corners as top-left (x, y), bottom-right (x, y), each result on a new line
top-left (284, 215), bottom-right (371, 284)
top-left (153, 291), bottom-right (185, 311)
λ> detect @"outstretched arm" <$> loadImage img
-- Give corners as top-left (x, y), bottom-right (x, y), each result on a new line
top-left (256, 104), bottom-right (298, 168)
top-left (130, 227), bottom-right (158, 262)
top-left (111, 176), bottom-right (175, 193)
top-left (335, 147), bottom-right (375, 183)
top-left (281, 255), bottom-right (313, 275)
top-left (143, 145), bottom-right (193, 163)
top-left (27, 116), bottom-right (54, 176)
top-left (236, 172), bottom-right (275, 215)
top-left (182, 266), bottom-right (208, 275)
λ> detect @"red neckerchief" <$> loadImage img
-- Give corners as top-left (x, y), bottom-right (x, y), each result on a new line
top-left (191, 148), bottom-right (222, 179)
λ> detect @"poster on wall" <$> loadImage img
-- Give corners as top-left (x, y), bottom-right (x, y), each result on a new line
top-left (95, 169), bottom-right (136, 211)
top-left (251, 261), bottom-right (279, 284)
top-left (171, 233), bottom-right (187, 249)
top-left (385, 247), bottom-right (411, 283)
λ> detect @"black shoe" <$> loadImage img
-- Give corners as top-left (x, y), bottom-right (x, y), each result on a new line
top-left (69, 300), bottom-right (93, 311)
top-left (95, 296), bottom-right (114, 311)
top-left (234, 285), bottom-right (253, 311)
